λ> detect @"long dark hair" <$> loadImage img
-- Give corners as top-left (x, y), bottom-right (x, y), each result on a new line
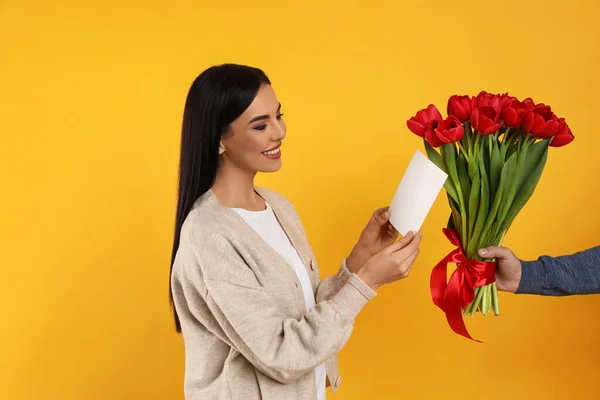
top-left (170, 64), bottom-right (271, 332)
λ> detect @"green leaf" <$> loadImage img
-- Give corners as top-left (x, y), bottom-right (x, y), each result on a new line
top-left (482, 134), bottom-right (492, 170)
top-left (442, 143), bottom-right (468, 244)
top-left (489, 138), bottom-right (502, 201)
top-left (506, 136), bottom-right (520, 160)
top-left (467, 168), bottom-right (480, 244)
top-left (476, 153), bottom-right (514, 250)
top-left (441, 143), bottom-right (461, 206)
top-left (497, 138), bottom-right (549, 225)
top-left (447, 212), bottom-right (456, 231)
top-left (515, 139), bottom-right (549, 193)
top-left (497, 145), bottom-right (529, 222)
top-left (464, 122), bottom-right (474, 155)
top-left (494, 141), bottom-right (550, 241)
top-left (467, 154), bottom-right (478, 180)
top-left (500, 139), bottom-right (508, 162)
top-left (442, 143), bottom-right (459, 187)
top-left (425, 140), bottom-right (460, 207)
top-left (448, 196), bottom-right (461, 234)
top-left (424, 139), bottom-right (446, 173)
top-left (468, 156), bottom-right (490, 258)
top-left (456, 152), bottom-right (471, 214)
top-left (503, 129), bottom-right (520, 152)
top-left (443, 181), bottom-right (460, 208)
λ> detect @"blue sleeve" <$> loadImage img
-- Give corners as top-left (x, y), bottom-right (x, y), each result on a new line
top-left (517, 246), bottom-right (600, 296)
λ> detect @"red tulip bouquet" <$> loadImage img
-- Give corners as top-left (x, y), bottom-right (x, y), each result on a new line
top-left (407, 92), bottom-right (574, 341)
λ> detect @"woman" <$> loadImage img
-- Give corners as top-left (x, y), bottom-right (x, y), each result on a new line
top-left (169, 64), bottom-right (422, 400)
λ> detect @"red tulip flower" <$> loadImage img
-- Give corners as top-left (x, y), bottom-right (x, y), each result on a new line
top-left (470, 106), bottom-right (502, 135)
top-left (447, 95), bottom-right (472, 123)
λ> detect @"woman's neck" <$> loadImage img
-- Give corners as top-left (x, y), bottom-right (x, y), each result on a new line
top-left (211, 162), bottom-right (265, 211)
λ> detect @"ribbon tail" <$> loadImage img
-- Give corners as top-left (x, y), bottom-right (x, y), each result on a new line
top-left (430, 261), bottom-right (449, 311)
top-left (445, 271), bottom-right (482, 343)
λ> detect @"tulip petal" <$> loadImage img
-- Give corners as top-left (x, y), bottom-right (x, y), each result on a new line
top-left (427, 104), bottom-right (443, 123)
top-left (503, 107), bottom-right (518, 127)
top-left (434, 128), bottom-right (452, 144)
top-left (482, 123), bottom-right (502, 135)
top-left (490, 96), bottom-right (502, 114)
top-left (550, 125), bottom-right (574, 147)
top-left (520, 111), bottom-right (535, 132)
top-left (425, 128), bottom-right (443, 147)
top-left (470, 108), bottom-right (480, 130)
top-left (550, 133), bottom-right (574, 147)
top-left (407, 119), bottom-right (426, 136)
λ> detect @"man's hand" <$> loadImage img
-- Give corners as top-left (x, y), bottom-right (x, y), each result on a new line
top-left (478, 246), bottom-right (522, 293)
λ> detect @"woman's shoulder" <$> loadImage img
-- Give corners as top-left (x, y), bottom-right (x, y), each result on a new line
top-left (255, 187), bottom-right (297, 215)
top-left (256, 187), bottom-right (308, 236)
top-left (181, 187), bottom-right (302, 244)
top-left (181, 194), bottom-right (236, 244)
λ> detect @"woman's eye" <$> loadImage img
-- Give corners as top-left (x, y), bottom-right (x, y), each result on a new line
top-left (254, 114), bottom-right (283, 131)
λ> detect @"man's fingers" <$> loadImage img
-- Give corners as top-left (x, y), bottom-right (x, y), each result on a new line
top-left (478, 246), bottom-right (512, 260)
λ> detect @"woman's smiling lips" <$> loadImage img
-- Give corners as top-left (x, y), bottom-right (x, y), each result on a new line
top-left (262, 143), bottom-right (281, 159)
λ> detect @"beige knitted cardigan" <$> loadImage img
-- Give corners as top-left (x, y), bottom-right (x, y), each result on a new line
top-left (171, 187), bottom-right (376, 399)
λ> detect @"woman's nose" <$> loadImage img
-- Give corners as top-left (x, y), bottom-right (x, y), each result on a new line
top-left (272, 121), bottom-right (286, 140)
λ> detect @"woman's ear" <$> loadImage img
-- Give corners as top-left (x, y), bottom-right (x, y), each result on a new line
top-left (219, 142), bottom-right (226, 155)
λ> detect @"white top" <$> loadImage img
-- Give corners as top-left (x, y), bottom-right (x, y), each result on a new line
top-left (232, 202), bottom-right (327, 400)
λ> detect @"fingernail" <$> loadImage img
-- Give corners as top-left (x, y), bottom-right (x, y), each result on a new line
top-left (407, 231), bottom-right (414, 237)
top-left (479, 248), bottom-right (488, 255)
top-left (419, 231), bottom-right (422, 237)
top-left (383, 211), bottom-right (390, 219)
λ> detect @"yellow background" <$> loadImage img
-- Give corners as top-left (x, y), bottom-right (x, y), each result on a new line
top-left (2, 0), bottom-right (599, 399)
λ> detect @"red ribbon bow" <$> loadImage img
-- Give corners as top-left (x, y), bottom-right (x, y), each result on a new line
top-left (430, 228), bottom-right (496, 342)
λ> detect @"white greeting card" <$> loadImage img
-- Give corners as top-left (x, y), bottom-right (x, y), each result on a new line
top-left (389, 150), bottom-right (448, 236)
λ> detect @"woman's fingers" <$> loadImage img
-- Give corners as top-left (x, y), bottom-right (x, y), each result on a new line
top-left (393, 241), bottom-right (420, 278)
top-left (387, 223), bottom-right (400, 240)
top-left (385, 231), bottom-right (417, 253)
top-left (392, 231), bottom-right (421, 254)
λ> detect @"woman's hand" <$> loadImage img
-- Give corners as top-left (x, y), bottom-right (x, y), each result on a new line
top-left (356, 231), bottom-right (422, 291)
top-left (346, 207), bottom-right (399, 273)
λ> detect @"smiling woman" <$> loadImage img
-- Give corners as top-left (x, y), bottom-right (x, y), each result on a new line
top-left (167, 64), bottom-right (423, 399)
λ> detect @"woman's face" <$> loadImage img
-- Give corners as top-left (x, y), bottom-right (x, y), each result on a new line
top-left (220, 84), bottom-right (286, 174)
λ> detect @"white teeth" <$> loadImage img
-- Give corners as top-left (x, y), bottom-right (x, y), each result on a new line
top-left (263, 148), bottom-right (280, 156)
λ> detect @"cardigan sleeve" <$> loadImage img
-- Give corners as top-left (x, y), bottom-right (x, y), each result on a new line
top-left (184, 228), bottom-right (376, 384)
top-left (315, 259), bottom-right (354, 303)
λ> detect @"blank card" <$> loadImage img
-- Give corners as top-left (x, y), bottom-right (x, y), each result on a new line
top-left (389, 150), bottom-right (448, 236)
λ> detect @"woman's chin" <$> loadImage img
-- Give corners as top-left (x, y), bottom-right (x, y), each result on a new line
top-left (259, 159), bottom-right (283, 173)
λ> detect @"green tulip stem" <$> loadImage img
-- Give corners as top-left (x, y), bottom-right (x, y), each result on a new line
top-left (464, 286), bottom-right (481, 315)
top-left (519, 133), bottom-right (530, 153)
top-left (464, 122), bottom-right (473, 155)
top-left (457, 141), bottom-right (467, 157)
top-left (470, 285), bottom-right (485, 316)
top-left (492, 282), bottom-right (499, 316)
top-left (473, 133), bottom-right (481, 157)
